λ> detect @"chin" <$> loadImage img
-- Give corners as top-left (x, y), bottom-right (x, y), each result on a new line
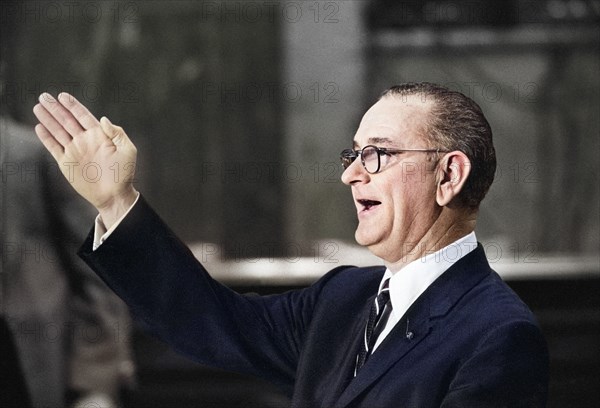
top-left (354, 228), bottom-right (379, 248)
top-left (354, 231), bottom-right (367, 246)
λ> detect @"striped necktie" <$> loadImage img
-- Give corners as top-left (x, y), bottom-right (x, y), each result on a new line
top-left (354, 279), bottom-right (392, 376)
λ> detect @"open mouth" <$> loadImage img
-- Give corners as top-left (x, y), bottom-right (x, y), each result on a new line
top-left (358, 199), bottom-right (382, 212)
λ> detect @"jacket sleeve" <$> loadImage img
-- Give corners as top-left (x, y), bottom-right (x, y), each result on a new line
top-left (78, 195), bottom-right (337, 394)
top-left (440, 320), bottom-right (549, 408)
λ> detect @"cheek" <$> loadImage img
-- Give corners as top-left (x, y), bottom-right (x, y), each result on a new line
top-left (389, 180), bottom-right (435, 217)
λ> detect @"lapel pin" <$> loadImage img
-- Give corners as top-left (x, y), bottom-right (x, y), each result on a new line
top-left (405, 319), bottom-right (414, 339)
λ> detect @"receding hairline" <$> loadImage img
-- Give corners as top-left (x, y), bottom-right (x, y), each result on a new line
top-left (376, 92), bottom-right (438, 146)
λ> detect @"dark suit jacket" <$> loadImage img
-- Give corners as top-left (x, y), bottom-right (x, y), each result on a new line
top-left (79, 195), bottom-right (549, 408)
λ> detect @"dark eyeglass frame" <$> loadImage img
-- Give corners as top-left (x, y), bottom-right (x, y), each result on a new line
top-left (340, 145), bottom-right (448, 174)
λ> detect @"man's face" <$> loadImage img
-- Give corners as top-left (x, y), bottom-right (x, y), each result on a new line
top-left (341, 95), bottom-right (441, 263)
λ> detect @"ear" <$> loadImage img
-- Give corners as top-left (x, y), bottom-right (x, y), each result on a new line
top-left (435, 151), bottom-right (471, 207)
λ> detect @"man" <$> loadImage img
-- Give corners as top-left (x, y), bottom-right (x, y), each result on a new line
top-left (31, 83), bottom-right (549, 407)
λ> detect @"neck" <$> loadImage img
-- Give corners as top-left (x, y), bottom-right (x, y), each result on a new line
top-left (382, 208), bottom-right (477, 273)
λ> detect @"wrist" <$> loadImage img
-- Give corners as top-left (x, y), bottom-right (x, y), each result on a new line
top-left (97, 187), bottom-right (139, 230)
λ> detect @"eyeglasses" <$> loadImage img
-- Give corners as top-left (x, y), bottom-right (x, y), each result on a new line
top-left (340, 145), bottom-right (448, 174)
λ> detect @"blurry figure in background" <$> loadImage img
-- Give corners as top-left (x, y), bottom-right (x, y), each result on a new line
top-left (1, 73), bottom-right (135, 408)
top-left (1, 10), bottom-right (136, 406)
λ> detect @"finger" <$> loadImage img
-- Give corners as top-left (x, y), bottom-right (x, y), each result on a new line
top-left (34, 123), bottom-right (64, 162)
top-left (38, 93), bottom-right (85, 137)
top-left (58, 92), bottom-right (100, 130)
top-left (100, 116), bottom-right (126, 145)
top-left (33, 102), bottom-right (73, 147)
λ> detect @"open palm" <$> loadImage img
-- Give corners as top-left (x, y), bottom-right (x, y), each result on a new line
top-left (33, 92), bottom-right (138, 224)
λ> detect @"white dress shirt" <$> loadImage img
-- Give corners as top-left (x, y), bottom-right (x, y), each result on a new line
top-left (372, 232), bottom-right (478, 352)
top-left (92, 192), bottom-right (140, 250)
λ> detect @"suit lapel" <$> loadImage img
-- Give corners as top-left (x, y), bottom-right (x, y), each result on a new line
top-left (334, 299), bottom-right (433, 407)
top-left (321, 294), bottom-right (375, 407)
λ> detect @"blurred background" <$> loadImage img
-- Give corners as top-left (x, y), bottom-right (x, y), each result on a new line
top-left (1, 0), bottom-right (599, 407)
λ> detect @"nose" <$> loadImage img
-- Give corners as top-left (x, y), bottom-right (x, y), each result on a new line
top-left (341, 157), bottom-right (370, 186)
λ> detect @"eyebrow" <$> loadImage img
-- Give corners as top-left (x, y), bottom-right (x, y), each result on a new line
top-left (353, 137), bottom-right (394, 148)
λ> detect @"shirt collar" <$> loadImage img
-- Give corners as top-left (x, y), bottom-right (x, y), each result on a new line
top-left (378, 232), bottom-right (478, 318)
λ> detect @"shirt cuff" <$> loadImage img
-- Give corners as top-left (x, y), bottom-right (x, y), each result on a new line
top-left (92, 192), bottom-right (141, 251)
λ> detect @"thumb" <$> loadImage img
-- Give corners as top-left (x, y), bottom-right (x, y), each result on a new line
top-left (100, 116), bottom-right (126, 145)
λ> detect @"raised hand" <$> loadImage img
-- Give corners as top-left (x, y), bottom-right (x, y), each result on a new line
top-left (33, 92), bottom-right (138, 228)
